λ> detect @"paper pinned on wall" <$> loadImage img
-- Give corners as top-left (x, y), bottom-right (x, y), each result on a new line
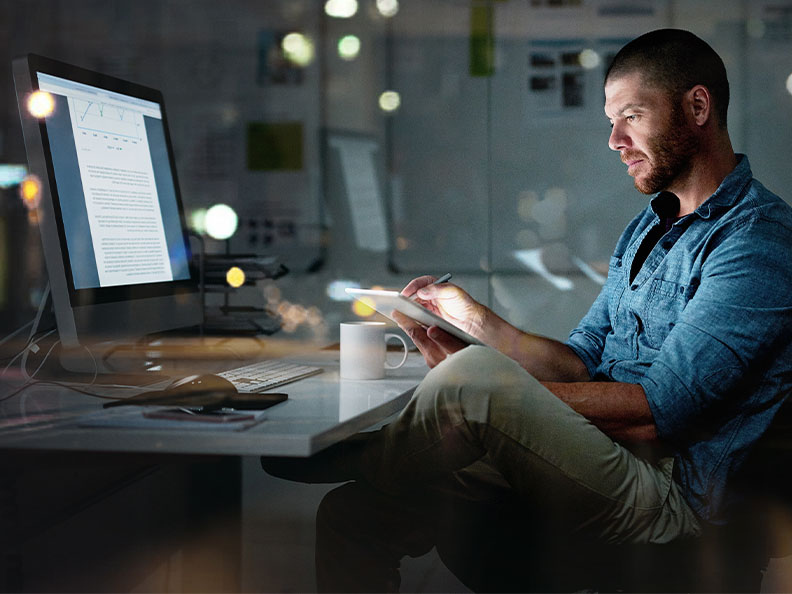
top-left (329, 135), bottom-right (388, 252)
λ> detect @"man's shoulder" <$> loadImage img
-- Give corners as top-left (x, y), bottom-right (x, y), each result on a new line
top-left (744, 177), bottom-right (787, 207)
top-left (733, 178), bottom-right (792, 227)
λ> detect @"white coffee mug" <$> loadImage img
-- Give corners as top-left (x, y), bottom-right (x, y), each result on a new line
top-left (340, 321), bottom-right (409, 380)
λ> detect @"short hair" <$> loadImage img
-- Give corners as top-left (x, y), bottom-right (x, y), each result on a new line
top-left (605, 29), bottom-right (730, 127)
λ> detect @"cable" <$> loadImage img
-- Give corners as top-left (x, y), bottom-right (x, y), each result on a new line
top-left (26, 339), bottom-right (61, 381)
top-left (0, 332), bottom-right (100, 405)
top-left (0, 378), bottom-right (121, 404)
top-left (19, 330), bottom-right (59, 382)
top-left (0, 318), bottom-right (55, 364)
top-left (2, 329), bottom-right (57, 377)
top-left (0, 326), bottom-right (56, 363)
top-left (0, 283), bottom-right (54, 373)
top-left (0, 320), bottom-right (34, 349)
top-left (17, 341), bottom-right (59, 414)
top-left (27, 283), bottom-right (51, 345)
top-left (19, 284), bottom-right (53, 382)
top-left (0, 285), bottom-right (144, 405)
top-left (75, 343), bottom-right (99, 387)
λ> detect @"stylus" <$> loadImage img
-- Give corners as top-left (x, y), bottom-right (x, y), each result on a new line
top-left (409, 273), bottom-right (453, 301)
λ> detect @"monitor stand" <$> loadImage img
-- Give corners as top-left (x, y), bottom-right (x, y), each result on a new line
top-left (56, 332), bottom-right (268, 383)
top-left (42, 341), bottom-right (167, 386)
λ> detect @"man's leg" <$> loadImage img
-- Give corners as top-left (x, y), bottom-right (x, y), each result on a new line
top-left (315, 481), bottom-right (438, 593)
top-left (357, 345), bottom-right (701, 545)
top-left (315, 471), bottom-right (615, 593)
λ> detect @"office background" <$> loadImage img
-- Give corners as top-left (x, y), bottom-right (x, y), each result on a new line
top-left (1, 0), bottom-right (792, 591)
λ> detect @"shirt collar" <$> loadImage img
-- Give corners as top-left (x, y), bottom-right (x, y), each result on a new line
top-left (650, 154), bottom-right (753, 221)
top-left (650, 191), bottom-right (681, 219)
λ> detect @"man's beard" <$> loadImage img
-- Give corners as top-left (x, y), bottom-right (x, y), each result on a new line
top-left (627, 105), bottom-right (699, 195)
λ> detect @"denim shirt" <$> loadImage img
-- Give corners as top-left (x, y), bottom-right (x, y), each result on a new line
top-left (566, 155), bottom-right (792, 524)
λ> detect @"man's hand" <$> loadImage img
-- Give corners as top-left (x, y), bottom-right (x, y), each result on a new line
top-left (396, 276), bottom-right (487, 367)
top-left (401, 276), bottom-right (487, 335)
top-left (391, 310), bottom-right (466, 368)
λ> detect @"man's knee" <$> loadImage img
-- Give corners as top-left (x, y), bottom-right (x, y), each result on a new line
top-left (416, 346), bottom-right (545, 415)
top-left (422, 346), bottom-right (527, 391)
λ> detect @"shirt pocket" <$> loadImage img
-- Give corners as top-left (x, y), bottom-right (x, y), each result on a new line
top-left (644, 278), bottom-right (694, 349)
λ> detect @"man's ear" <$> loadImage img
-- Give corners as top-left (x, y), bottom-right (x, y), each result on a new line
top-left (687, 85), bottom-right (711, 127)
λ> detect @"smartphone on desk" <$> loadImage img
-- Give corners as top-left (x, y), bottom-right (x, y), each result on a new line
top-left (142, 409), bottom-right (256, 423)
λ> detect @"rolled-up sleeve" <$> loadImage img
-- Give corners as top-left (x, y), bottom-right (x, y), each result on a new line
top-left (567, 286), bottom-right (611, 380)
top-left (641, 213), bottom-right (792, 443)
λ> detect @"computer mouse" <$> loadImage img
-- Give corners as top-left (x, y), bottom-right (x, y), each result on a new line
top-left (103, 373), bottom-right (237, 408)
top-left (103, 373), bottom-right (288, 410)
top-left (167, 374), bottom-right (238, 395)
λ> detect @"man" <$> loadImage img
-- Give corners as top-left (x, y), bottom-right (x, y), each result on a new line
top-left (264, 29), bottom-right (792, 591)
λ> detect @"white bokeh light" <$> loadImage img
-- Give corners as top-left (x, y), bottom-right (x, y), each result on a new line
top-left (376, 0), bottom-right (399, 17)
top-left (27, 91), bottom-right (55, 118)
top-left (205, 203), bottom-right (238, 240)
top-left (189, 208), bottom-right (207, 234)
top-left (282, 32), bottom-right (315, 67)
top-left (327, 280), bottom-right (360, 301)
top-left (786, 72), bottom-right (792, 97)
top-left (579, 49), bottom-right (601, 70)
top-left (378, 90), bottom-right (401, 113)
top-left (325, 0), bottom-right (357, 18)
top-left (338, 35), bottom-right (361, 61)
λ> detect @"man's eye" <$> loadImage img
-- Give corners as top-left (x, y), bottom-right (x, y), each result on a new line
top-left (626, 115), bottom-right (637, 122)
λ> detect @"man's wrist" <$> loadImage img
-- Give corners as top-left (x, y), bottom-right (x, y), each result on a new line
top-left (476, 308), bottom-right (517, 350)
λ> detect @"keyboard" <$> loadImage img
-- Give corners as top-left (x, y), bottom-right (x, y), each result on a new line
top-left (218, 359), bottom-right (323, 393)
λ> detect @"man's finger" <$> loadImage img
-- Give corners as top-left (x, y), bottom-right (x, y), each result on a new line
top-left (392, 311), bottom-right (447, 367)
top-left (400, 275), bottom-right (436, 297)
top-left (426, 325), bottom-right (467, 353)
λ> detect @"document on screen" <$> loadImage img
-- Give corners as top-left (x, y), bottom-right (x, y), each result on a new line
top-left (67, 96), bottom-right (173, 288)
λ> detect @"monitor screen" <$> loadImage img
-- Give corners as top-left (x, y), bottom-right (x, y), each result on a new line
top-left (13, 54), bottom-right (201, 362)
top-left (36, 71), bottom-right (192, 293)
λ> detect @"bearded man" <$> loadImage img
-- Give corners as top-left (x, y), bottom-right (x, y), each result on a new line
top-left (264, 29), bottom-right (792, 592)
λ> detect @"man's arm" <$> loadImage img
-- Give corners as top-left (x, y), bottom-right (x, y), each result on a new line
top-left (543, 380), bottom-right (658, 443)
top-left (477, 307), bottom-right (591, 382)
top-left (397, 278), bottom-right (592, 380)
top-left (482, 307), bottom-right (658, 443)
top-left (398, 277), bottom-right (658, 443)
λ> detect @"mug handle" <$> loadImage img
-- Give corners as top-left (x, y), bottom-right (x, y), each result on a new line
top-left (384, 333), bottom-right (409, 369)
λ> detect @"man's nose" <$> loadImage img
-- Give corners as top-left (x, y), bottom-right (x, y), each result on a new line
top-left (608, 121), bottom-right (630, 151)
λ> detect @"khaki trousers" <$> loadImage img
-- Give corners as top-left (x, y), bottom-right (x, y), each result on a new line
top-left (360, 345), bottom-right (702, 545)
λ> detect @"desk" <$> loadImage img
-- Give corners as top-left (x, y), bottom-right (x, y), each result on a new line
top-left (0, 347), bottom-right (427, 592)
top-left (0, 349), bottom-right (426, 457)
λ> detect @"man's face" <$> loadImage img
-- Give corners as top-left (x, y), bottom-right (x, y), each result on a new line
top-left (604, 72), bottom-right (699, 195)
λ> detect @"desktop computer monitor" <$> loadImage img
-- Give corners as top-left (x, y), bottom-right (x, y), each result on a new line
top-left (13, 54), bottom-right (202, 371)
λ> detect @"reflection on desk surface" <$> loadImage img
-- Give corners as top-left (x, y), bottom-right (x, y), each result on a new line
top-left (0, 347), bottom-right (427, 458)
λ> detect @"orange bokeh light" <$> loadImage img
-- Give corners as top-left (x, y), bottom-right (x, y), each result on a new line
top-left (19, 175), bottom-right (41, 210)
top-left (226, 266), bottom-right (246, 288)
top-left (352, 297), bottom-right (376, 317)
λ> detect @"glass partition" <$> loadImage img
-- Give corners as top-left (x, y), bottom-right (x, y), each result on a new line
top-left (2, 0), bottom-right (791, 344)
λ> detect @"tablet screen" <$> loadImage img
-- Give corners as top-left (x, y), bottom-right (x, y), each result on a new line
top-left (346, 288), bottom-right (484, 346)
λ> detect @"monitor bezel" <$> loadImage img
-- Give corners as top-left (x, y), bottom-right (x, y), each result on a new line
top-left (13, 53), bottom-right (202, 347)
top-left (20, 54), bottom-right (197, 306)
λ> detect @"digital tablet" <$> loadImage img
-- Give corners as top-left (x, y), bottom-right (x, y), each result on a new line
top-left (346, 288), bottom-right (484, 346)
